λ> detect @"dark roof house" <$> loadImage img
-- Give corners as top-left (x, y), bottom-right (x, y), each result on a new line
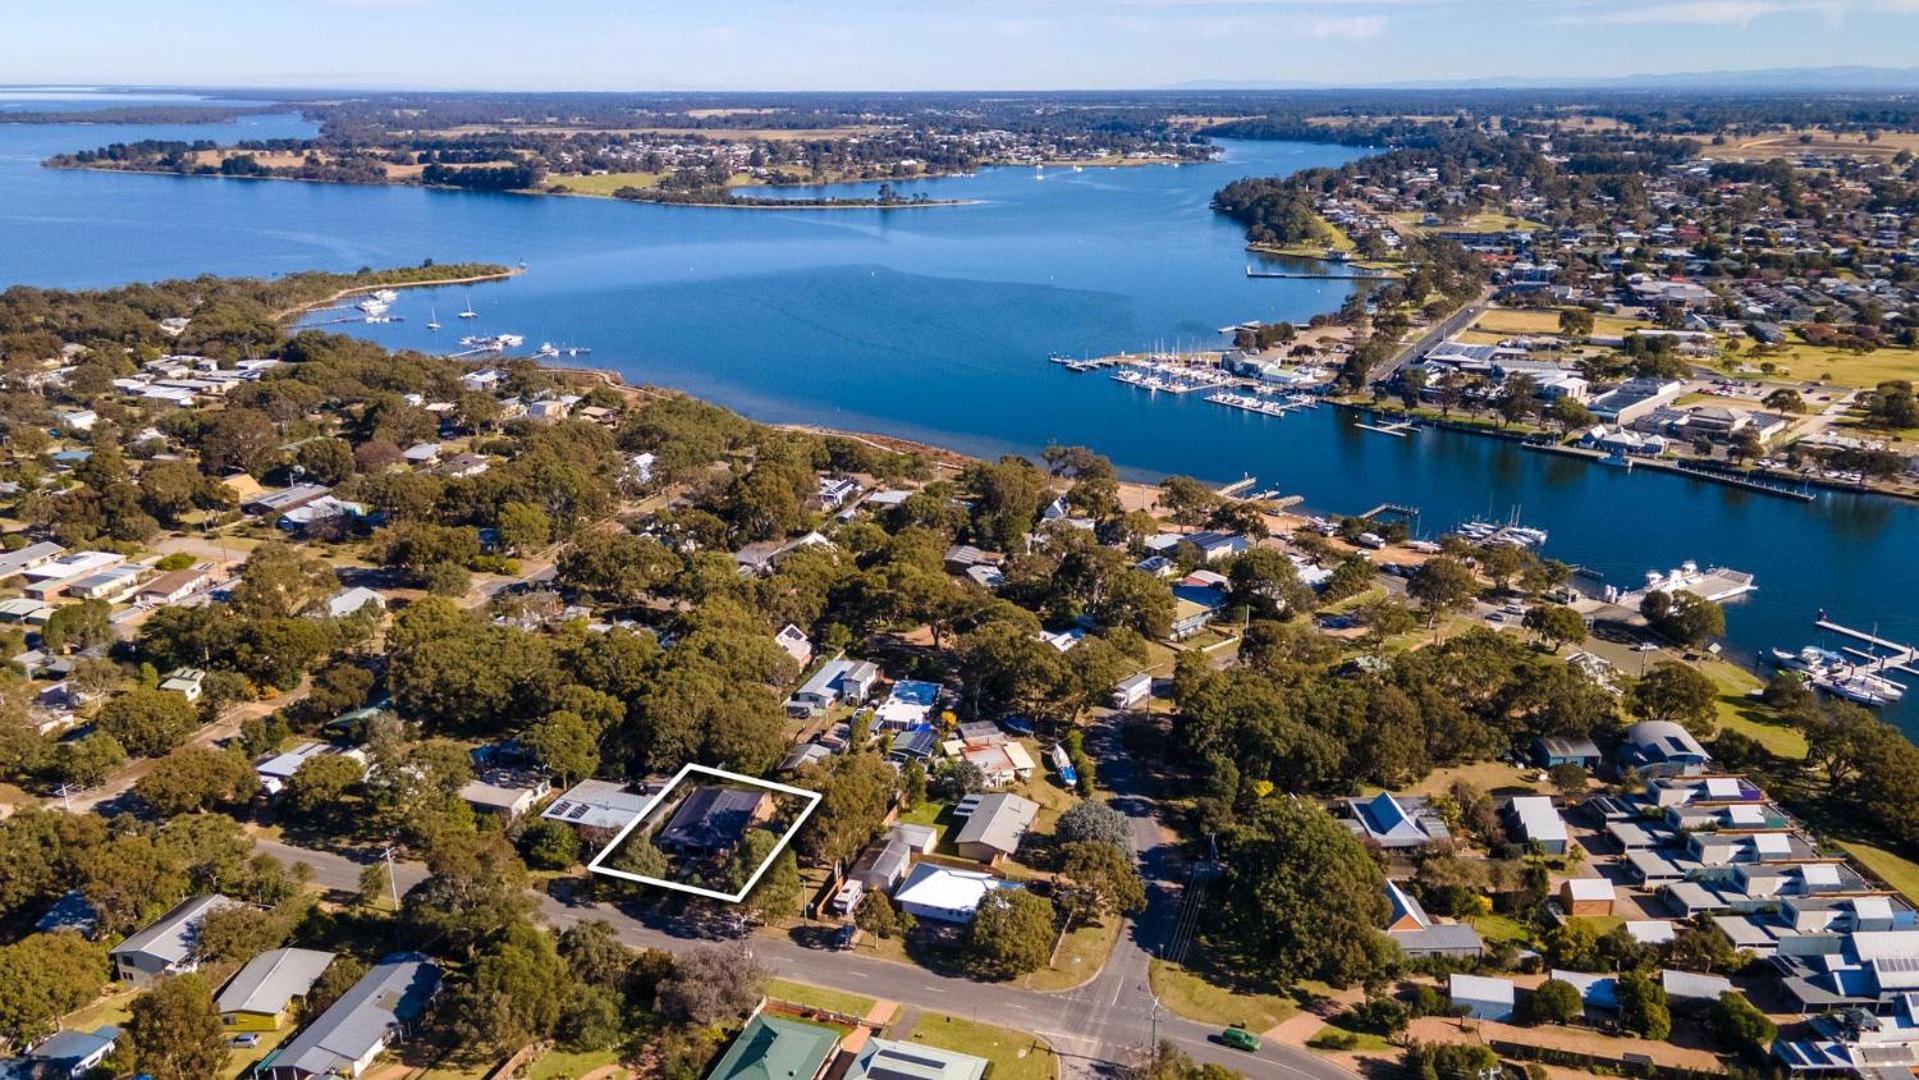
top-left (655, 786), bottom-right (773, 854)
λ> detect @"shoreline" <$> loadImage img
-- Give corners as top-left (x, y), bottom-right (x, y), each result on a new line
top-left (274, 267), bottom-right (523, 323)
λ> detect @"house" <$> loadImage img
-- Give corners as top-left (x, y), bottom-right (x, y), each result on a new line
top-left (814, 476), bottom-right (860, 511)
top-left (217, 948), bottom-right (336, 1031)
top-left (458, 769), bottom-right (551, 819)
top-left (1551, 969), bottom-right (1619, 1014)
top-left (785, 658), bottom-right (879, 718)
top-left (709, 1012), bottom-right (842, 1080)
top-left (846, 1040), bottom-right (990, 1080)
top-left (4, 1026), bottom-right (120, 1078)
top-left (279, 496), bottom-right (366, 533)
top-left (1506, 796), bottom-right (1571, 855)
top-left (1112, 672), bottom-right (1152, 709)
top-left (110, 894), bottom-right (237, 984)
top-left (65, 564), bottom-right (145, 602)
top-left (244, 483), bottom-right (331, 517)
top-left (849, 831), bottom-right (915, 892)
top-left (1532, 736), bottom-right (1603, 771)
top-left (952, 793), bottom-right (1038, 864)
top-left (1449, 974), bottom-right (1516, 1022)
top-left (960, 743), bottom-right (1036, 789)
top-left (655, 786), bottom-right (773, 855)
top-left (0, 541), bottom-right (66, 583)
top-left (32, 890), bottom-right (98, 938)
top-left (257, 742), bottom-right (366, 796)
top-left (892, 863), bottom-right (1019, 924)
top-left (326, 587), bottom-right (386, 619)
top-left (540, 778), bottom-right (652, 841)
top-left (1661, 969), bottom-right (1736, 1004)
top-left (875, 680), bottom-right (941, 732)
top-left (401, 443), bottom-right (441, 466)
top-left (1345, 792), bottom-right (1451, 849)
top-left (1385, 880), bottom-right (1483, 958)
top-left (1561, 877), bottom-right (1617, 916)
top-left (261, 953), bottom-right (441, 1080)
top-left (1618, 720), bottom-right (1712, 779)
top-left (774, 624), bottom-right (813, 668)
top-left (137, 567), bottom-right (211, 606)
top-left (159, 667), bottom-right (206, 702)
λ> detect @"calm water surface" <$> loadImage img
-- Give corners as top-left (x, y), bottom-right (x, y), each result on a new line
top-left (1, 96), bottom-right (1914, 733)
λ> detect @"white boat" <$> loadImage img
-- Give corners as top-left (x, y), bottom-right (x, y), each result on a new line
top-left (1770, 645), bottom-right (1847, 673)
top-left (458, 293), bottom-right (478, 319)
top-left (1639, 561), bottom-right (1756, 603)
top-left (535, 342), bottom-right (560, 359)
top-left (1769, 645), bottom-right (1906, 706)
top-left (426, 306), bottom-right (441, 331)
top-left (356, 297), bottom-right (389, 315)
top-left (370, 289), bottom-right (399, 303)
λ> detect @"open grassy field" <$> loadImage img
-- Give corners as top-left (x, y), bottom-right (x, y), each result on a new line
top-left (1691, 128), bottom-right (1919, 161)
top-left (1840, 841), bottom-right (1919, 906)
top-left (1751, 343), bottom-right (1919, 389)
top-left (904, 1016), bottom-right (1057, 1080)
top-left (1700, 659), bottom-right (1810, 759)
top-left (1390, 211), bottom-right (1543, 234)
top-left (1471, 308), bottom-right (1566, 336)
top-left (551, 171), bottom-right (663, 196)
top-left (1592, 314), bottom-right (1655, 338)
top-left (1381, 759), bottom-right (1547, 799)
top-left (1149, 957), bottom-right (1300, 1033)
top-left (767, 977), bottom-right (878, 1017)
top-left (523, 1049), bottom-right (623, 1080)
top-left (1309, 1021), bottom-right (1394, 1052)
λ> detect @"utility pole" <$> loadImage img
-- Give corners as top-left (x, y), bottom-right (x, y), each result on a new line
top-left (382, 846), bottom-right (399, 908)
top-left (1149, 991), bottom-right (1162, 1057)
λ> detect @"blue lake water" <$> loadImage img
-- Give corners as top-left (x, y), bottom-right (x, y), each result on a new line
top-left (2, 95), bottom-right (1916, 734)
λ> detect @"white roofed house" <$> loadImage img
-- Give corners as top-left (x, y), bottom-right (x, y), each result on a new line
top-left (109, 894), bottom-right (238, 985)
top-left (1505, 796), bottom-right (1571, 855)
top-left (326, 586), bottom-right (386, 620)
top-left (260, 952), bottom-right (441, 1080)
top-left (774, 624), bottom-right (814, 669)
top-left (892, 864), bottom-right (1020, 924)
top-left (540, 778), bottom-right (652, 844)
top-left (216, 947), bottom-right (336, 1031)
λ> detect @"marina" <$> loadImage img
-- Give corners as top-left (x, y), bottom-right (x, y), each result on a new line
top-left (1204, 390), bottom-right (1318, 417)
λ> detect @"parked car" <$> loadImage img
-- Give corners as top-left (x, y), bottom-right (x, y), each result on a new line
top-left (230, 1034), bottom-right (261, 1048)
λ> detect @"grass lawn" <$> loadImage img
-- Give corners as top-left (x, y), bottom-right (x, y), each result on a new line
top-left (523, 1049), bottom-right (623, 1079)
top-left (1756, 343), bottom-right (1919, 389)
top-left (1148, 958), bottom-right (1300, 1033)
top-left (1591, 314), bottom-right (1654, 338)
top-left (1391, 211), bottom-right (1543, 234)
top-left (905, 1016), bottom-right (1057, 1080)
top-left (1701, 659), bottom-right (1809, 760)
top-left (1308, 1021), bottom-right (1394, 1052)
top-left (61, 988), bottom-right (138, 1034)
top-left (1371, 759), bottom-right (1546, 799)
top-left (1472, 913), bottom-right (1535, 946)
top-left (1471, 309), bottom-right (1565, 336)
top-left (767, 977), bottom-right (879, 1018)
top-left (551, 171), bottom-right (663, 195)
top-left (1020, 916), bottom-right (1121, 991)
top-left (1839, 841), bottom-right (1919, 906)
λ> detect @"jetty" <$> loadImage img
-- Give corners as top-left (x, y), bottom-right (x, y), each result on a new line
top-left (1354, 420), bottom-right (1415, 437)
top-left (1245, 264), bottom-right (1384, 281)
top-left (1616, 562), bottom-right (1757, 607)
top-left (1814, 618), bottom-right (1919, 679)
top-left (1205, 390), bottom-right (1316, 417)
top-left (1217, 475), bottom-right (1259, 498)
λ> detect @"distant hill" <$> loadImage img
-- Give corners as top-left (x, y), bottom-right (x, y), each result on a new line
top-left (1166, 66), bottom-right (1919, 93)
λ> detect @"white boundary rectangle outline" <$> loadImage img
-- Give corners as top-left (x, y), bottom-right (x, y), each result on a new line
top-left (584, 763), bottom-right (823, 903)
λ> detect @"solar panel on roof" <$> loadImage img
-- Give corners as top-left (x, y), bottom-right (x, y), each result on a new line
top-left (568, 804), bottom-right (590, 820)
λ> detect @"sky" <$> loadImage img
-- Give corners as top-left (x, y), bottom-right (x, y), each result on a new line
top-left (3, 0), bottom-right (1918, 91)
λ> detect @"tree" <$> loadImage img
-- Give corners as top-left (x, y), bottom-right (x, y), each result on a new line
top-left (1707, 991), bottom-right (1775, 1055)
top-left (1519, 978), bottom-right (1583, 1025)
top-left (796, 752), bottom-right (899, 866)
top-left (1055, 800), bottom-right (1132, 848)
top-left (1558, 308), bottom-right (1595, 338)
top-left (95, 686), bottom-right (199, 757)
top-left (1156, 476), bottom-right (1219, 529)
top-left (856, 891), bottom-right (915, 939)
top-left (556, 984), bottom-right (624, 1052)
top-left (1218, 798), bottom-right (1395, 987)
top-left (402, 831), bottom-right (534, 956)
top-left (523, 710), bottom-right (599, 786)
top-left (0, 932), bottom-right (110, 1047)
top-left (964, 889), bottom-right (1057, 980)
top-left (133, 746), bottom-right (255, 817)
top-left (444, 920), bottom-right (572, 1054)
top-left (1639, 590), bottom-right (1724, 646)
top-left (1407, 556), bottom-right (1477, 626)
top-left (931, 757), bottom-right (986, 801)
top-left (1405, 1040), bottom-right (1499, 1080)
top-left (295, 437), bottom-right (356, 485)
top-left (1615, 969), bottom-right (1671, 1039)
top-left (41, 600), bottom-right (112, 655)
top-left (743, 849), bottom-right (802, 922)
top-left (496, 501), bottom-right (553, 554)
top-left (1226, 548), bottom-right (1317, 621)
top-left (1056, 840), bottom-right (1146, 924)
top-left (1630, 661), bottom-right (1719, 738)
top-left (557, 919), bottom-right (631, 988)
top-left (198, 407), bottom-right (279, 477)
top-left (127, 972), bottom-right (227, 1080)
top-left (282, 753), bottom-right (364, 823)
top-left (656, 945), bottom-right (766, 1026)
top-left (1762, 387), bottom-right (1806, 415)
top-left (51, 731), bottom-right (127, 787)
top-left (1522, 604), bottom-right (1587, 652)
top-left (520, 820), bottom-right (582, 871)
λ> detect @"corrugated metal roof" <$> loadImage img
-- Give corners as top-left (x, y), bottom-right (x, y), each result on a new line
top-left (217, 948), bottom-right (335, 1016)
top-left (271, 953), bottom-right (439, 1077)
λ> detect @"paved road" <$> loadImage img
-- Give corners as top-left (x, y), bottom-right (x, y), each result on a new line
top-left (254, 719), bottom-right (1351, 1080)
top-left (1375, 286), bottom-right (1496, 382)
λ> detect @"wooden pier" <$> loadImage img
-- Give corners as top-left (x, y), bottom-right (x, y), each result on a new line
top-left (1353, 420), bottom-right (1415, 437)
top-left (1245, 265), bottom-right (1386, 281)
top-left (1815, 618), bottom-right (1919, 679)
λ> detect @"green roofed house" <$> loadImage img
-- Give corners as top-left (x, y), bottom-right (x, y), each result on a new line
top-left (709, 1013), bottom-right (843, 1080)
top-left (846, 1038), bottom-right (989, 1080)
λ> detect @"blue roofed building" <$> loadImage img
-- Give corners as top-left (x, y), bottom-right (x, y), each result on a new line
top-left (1344, 792), bottom-right (1450, 849)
